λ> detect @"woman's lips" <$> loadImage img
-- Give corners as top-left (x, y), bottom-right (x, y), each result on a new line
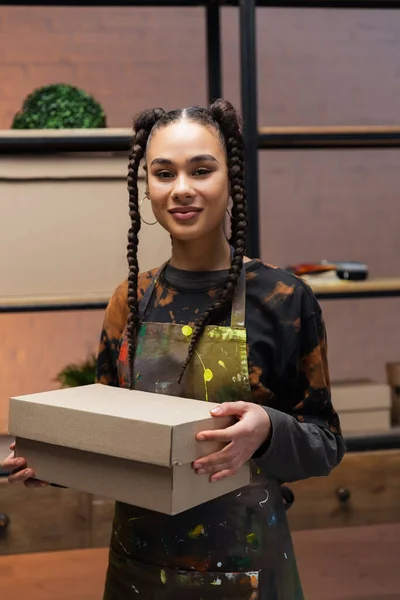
top-left (168, 208), bottom-right (203, 222)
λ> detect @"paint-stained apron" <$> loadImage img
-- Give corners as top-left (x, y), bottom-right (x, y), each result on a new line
top-left (103, 263), bottom-right (304, 600)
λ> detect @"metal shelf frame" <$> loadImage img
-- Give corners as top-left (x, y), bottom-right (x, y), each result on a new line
top-left (1, 1), bottom-right (400, 452)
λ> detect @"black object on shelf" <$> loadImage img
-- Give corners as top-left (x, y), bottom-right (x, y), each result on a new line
top-left (286, 260), bottom-right (369, 281)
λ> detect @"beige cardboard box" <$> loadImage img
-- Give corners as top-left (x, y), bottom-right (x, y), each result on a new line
top-left (331, 382), bottom-right (391, 434)
top-left (8, 384), bottom-right (250, 515)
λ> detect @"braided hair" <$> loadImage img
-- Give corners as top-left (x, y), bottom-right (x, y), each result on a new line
top-left (126, 99), bottom-right (248, 389)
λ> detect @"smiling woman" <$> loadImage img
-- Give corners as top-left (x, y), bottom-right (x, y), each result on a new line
top-left (4, 99), bottom-right (345, 600)
top-left (148, 134), bottom-right (228, 235)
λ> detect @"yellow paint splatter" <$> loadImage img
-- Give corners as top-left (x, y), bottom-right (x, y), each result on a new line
top-left (188, 524), bottom-right (204, 539)
top-left (182, 325), bottom-right (193, 337)
top-left (218, 360), bottom-right (227, 369)
top-left (203, 369), bottom-right (213, 383)
top-left (160, 570), bottom-right (167, 584)
top-left (246, 533), bottom-right (256, 544)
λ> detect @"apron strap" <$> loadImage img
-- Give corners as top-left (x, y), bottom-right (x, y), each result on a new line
top-left (230, 262), bottom-right (246, 328)
top-left (138, 254), bottom-right (246, 328)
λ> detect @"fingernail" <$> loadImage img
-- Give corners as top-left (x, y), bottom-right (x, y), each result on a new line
top-left (24, 469), bottom-right (32, 476)
top-left (197, 469), bottom-right (206, 475)
top-left (17, 459), bottom-right (24, 466)
top-left (40, 482), bottom-right (49, 487)
top-left (197, 434), bottom-right (205, 441)
top-left (211, 407), bottom-right (222, 415)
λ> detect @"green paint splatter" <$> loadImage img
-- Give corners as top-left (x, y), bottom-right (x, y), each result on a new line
top-left (235, 556), bottom-right (251, 569)
top-left (160, 569), bottom-right (167, 584)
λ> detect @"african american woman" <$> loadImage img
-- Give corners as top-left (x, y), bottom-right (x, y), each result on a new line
top-left (4, 99), bottom-right (345, 600)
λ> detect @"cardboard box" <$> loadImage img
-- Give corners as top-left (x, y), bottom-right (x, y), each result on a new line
top-left (331, 382), bottom-right (391, 434)
top-left (8, 384), bottom-right (250, 515)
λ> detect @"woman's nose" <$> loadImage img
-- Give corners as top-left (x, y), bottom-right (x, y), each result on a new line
top-left (172, 175), bottom-right (194, 201)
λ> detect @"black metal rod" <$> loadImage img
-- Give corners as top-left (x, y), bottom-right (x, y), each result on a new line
top-left (0, 1), bottom-right (206, 5)
top-left (258, 129), bottom-right (400, 150)
top-left (2, 1), bottom-right (400, 7)
top-left (240, 0), bottom-right (260, 259)
top-left (0, 302), bottom-right (108, 314)
top-left (344, 430), bottom-right (400, 453)
top-left (0, 134), bottom-right (132, 154)
top-left (315, 289), bottom-right (400, 300)
top-left (206, 1), bottom-right (222, 104)
top-left (254, 0), bottom-right (400, 7)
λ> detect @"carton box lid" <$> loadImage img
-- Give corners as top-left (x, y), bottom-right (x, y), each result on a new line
top-left (8, 384), bottom-right (234, 467)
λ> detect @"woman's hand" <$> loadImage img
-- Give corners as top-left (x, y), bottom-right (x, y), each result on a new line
top-left (193, 402), bottom-right (271, 482)
top-left (1, 442), bottom-right (49, 488)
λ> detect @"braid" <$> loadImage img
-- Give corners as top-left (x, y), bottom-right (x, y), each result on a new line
top-left (125, 100), bottom-right (247, 389)
top-left (178, 99), bottom-right (248, 384)
top-left (127, 108), bottom-right (165, 389)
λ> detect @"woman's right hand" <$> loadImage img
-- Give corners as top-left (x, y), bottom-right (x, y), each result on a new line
top-left (2, 442), bottom-right (49, 488)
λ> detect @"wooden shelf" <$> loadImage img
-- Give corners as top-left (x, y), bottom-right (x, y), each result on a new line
top-left (0, 295), bottom-right (110, 313)
top-left (0, 128), bottom-right (132, 154)
top-left (1, 278), bottom-right (399, 313)
top-left (307, 277), bottom-right (400, 299)
top-left (258, 124), bottom-right (400, 149)
top-left (2, 125), bottom-right (400, 154)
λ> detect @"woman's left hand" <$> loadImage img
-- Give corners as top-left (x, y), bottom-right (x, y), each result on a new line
top-left (192, 402), bottom-right (271, 482)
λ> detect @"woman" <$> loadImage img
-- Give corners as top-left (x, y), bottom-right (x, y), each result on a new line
top-left (4, 99), bottom-right (345, 599)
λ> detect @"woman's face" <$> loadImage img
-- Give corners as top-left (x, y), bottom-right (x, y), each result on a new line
top-left (145, 120), bottom-right (229, 242)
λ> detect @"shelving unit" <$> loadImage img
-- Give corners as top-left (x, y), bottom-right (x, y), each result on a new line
top-left (1, 277), bottom-right (399, 314)
top-left (1, 1), bottom-right (399, 452)
top-left (2, 0), bottom-right (400, 256)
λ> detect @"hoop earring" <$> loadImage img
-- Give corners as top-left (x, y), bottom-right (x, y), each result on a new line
top-left (139, 195), bottom-right (158, 226)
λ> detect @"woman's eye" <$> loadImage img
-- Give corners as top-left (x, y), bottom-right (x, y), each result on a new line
top-left (193, 168), bottom-right (211, 176)
top-left (156, 170), bottom-right (174, 179)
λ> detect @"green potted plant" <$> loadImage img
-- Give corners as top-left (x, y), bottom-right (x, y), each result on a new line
top-left (11, 83), bottom-right (106, 129)
top-left (55, 354), bottom-right (97, 388)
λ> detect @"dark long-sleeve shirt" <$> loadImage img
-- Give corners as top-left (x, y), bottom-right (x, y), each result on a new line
top-left (96, 259), bottom-right (345, 483)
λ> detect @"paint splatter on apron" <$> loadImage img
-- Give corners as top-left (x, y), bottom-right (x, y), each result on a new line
top-left (103, 263), bottom-right (304, 600)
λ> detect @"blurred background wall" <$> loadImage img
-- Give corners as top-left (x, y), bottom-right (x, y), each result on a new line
top-left (1, 6), bottom-right (399, 431)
